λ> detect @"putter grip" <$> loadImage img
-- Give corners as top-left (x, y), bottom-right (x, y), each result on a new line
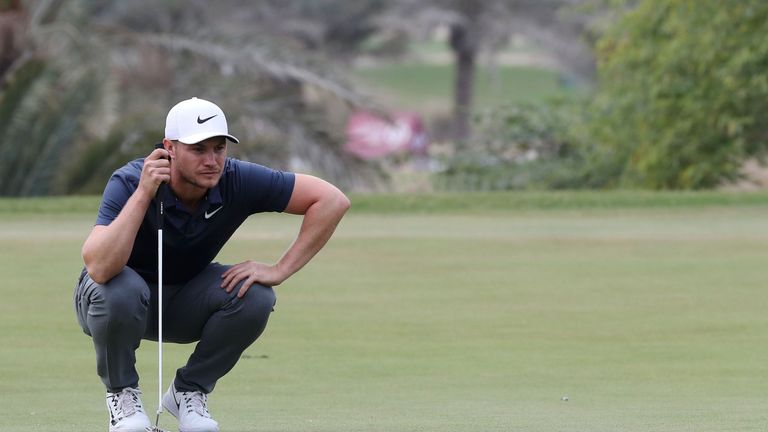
top-left (154, 142), bottom-right (168, 229)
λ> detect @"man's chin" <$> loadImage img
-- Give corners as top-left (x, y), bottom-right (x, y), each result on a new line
top-left (197, 173), bottom-right (221, 188)
top-left (191, 175), bottom-right (220, 189)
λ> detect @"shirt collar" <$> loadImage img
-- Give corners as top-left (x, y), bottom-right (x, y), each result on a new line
top-left (206, 184), bottom-right (223, 207)
top-left (157, 183), bottom-right (222, 212)
top-left (157, 185), bottom-right (176, 209)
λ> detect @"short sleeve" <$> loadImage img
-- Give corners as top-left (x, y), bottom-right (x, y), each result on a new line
top-left (232, 160), bottom-right (296, 214)
top-left (95, 162), bottom-right (141, 226)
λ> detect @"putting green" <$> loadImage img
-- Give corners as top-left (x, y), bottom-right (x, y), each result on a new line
top-left (2, 195), bottom-right (767, 431)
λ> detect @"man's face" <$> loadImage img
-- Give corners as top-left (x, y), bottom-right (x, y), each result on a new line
top-left (170, 137), bottom-right (227, 190)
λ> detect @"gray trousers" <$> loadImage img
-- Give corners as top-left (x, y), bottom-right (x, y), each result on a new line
top-left (74, 263), bottom-right (276, 394)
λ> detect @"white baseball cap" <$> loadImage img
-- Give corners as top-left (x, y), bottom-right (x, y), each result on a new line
top-left (164, 97), bottom-right (239, 144)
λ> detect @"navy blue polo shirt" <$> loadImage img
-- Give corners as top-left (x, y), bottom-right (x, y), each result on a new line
top-left (95, 157), bottom-right (295, 284)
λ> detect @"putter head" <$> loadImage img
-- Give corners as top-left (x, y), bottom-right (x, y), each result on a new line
top-left (145, 426), bottom-right (169, 432)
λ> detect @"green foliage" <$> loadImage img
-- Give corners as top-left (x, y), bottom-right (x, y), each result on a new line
top-left (0, 60), bottom-right (54, 196)
top-left (592, 0), bottom-right (768, 188)
top-left (442, 0), bottom-right (768, 191)
top-left (62, 127), bottom-right (164, 195)
top-left (0, 59), bottom-right (45, 155)
top-left (0, 1), bottom-right (381, 196)
top-left (435, 100), bottom-right (604, 190)
top-left (0, 63), bottom-right (103, 196)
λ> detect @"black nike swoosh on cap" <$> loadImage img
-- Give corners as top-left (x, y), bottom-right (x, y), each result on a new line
top-left (197, 114), bottom-right (217, 124)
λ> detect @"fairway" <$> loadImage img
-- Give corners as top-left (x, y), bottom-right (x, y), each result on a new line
top-left (2, 194), bottom-right (768, 431)
top-left (353, 64), bottom-right (571, 113)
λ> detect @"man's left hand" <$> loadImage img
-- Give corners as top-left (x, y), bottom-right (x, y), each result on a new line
top-left (221, 261), bottom-right (286, 298)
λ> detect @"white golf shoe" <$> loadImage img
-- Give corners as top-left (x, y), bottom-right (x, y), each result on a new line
top-left (106, 387), bottom-right (151, 432)
top-left (162, 383), bottom-right (219, 432)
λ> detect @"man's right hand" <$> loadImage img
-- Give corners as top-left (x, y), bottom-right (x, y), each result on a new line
top-left (83, 147), bottom-right (170, 284)
top-left (139, 147), bottom-right (171, 197)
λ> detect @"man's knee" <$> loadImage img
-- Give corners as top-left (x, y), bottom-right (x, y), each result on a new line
top-left (225, 284), bottom-right (276, 327)
top-left (88, 268), bottom-right (150, 325)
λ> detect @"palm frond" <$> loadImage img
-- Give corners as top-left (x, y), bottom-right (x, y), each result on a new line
top-left (132, 32), bottom-right (380, 110)
top-left (20, 72), bottom-right (100, 195)
top-left (0, 63), bottom-right (54, 195)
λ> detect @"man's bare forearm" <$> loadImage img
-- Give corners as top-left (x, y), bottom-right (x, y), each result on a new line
top-left (82, 190), bottom-right (152, 284)
top-left (219, 174), bottom-right (350, 297)
top-left (275, 191), bottom-right (350, 281)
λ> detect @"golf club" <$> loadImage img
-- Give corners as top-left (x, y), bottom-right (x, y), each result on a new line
top-left (147, 142), bottom-right (169, 432)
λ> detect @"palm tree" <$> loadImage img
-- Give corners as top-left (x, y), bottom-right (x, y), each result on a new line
top-left (0, 0), bottom-right (381, 196)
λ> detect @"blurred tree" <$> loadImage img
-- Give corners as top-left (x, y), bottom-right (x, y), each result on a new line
top-left (0, 0), bottom-right (103, 196)
top-left (375, 0), bottom-right (596, 143)
top-left (255, 0), bottom-right (600, 144)
top-left (0, 0), bottom-right (381, 196)
top-left (591, 0), bottom-right (768, 188)
top-left (0, 0), bottom-right (24, 78)
top-left (252, 0), bottom-right (388, 59)
top-left (435, 100), bottom-right (583, 190)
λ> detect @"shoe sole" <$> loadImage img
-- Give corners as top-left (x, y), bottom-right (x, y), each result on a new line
top-left (108, 416), bottom-right (151, 432)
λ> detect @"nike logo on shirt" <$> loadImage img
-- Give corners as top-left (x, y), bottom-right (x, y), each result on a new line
top-left (204, 207), bottom-right (223, 219)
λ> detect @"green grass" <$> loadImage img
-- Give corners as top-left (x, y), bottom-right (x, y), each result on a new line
top-left (2, 190), bottom-right (768, 214)
top-left (354, 64), bottom-right (569, 112)
top-left (406, 39), bottom-right (540, 59)
top-left (2, 193), bottom-right (768, 431)
top-left (347, 190), bottom-right (768, 213)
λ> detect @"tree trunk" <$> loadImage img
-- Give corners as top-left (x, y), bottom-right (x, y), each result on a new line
top-left (452, 41), bottom-right (475, 144)
top-left (449, 4), bottom-right (480, 145)
top-left (0, 0), bottom-right (25, 80)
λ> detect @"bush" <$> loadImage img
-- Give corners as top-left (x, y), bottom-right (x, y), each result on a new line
top-left (438, 0), bottom-right (768, 191)
top-left (435, 99), bottom-right (618, 190)
top-left (590, 0), bottom-right (768, 189)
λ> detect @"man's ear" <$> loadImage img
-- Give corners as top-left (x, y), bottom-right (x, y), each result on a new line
top-left (163, 138), bottom-right (176, 159)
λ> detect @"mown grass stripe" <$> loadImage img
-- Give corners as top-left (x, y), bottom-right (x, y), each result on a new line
top-left (1, 191), bottom-right (767, 215)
